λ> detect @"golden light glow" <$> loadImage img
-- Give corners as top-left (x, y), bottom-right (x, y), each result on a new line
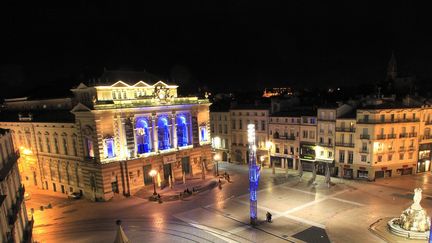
top-left (149, 169), bottom-right (157, 177)
top-left (214, 153), bottom-right (221, 161)
top-left (265, 141), bottom-right (273, 149)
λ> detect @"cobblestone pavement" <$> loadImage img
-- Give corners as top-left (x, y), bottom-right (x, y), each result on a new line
top-left (29, 162), bottom-right (432, 243)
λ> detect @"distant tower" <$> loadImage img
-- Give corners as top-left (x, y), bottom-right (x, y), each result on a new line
top-left (386, 51), bottom-right (397, 81)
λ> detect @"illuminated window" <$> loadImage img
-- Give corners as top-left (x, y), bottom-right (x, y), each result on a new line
top-left (200, 127), bottom-right (207, 141)
top-left (177, 115), bottom-right (189, 147)
top-left (136, 117), bottom-right (152, 154)
top-left (104, 137), bottom-right (115, 158)
top-left (158, 116), bottom-right (171, 150)
top-left (86, 137), bottom-right (94, 158)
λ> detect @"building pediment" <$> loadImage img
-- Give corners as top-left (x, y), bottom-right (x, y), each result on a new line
top-left (71, 103), bottom-right (91, 113)
top-left (111, 81), bottom-right (130, 88)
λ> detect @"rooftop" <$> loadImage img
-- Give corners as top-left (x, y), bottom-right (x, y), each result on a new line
top-left (0, 110), bottom-right (75, 123)
top-left (96, 70), bottom-right (161, 85)
top-left (230, 104), bottom-right (270, 110)
top-left (339, 109), bottom-right (357, 119)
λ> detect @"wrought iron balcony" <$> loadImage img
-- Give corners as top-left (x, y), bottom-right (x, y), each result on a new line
top-left (318, 142), bottom-right (333, 148)
top-left (360, 134), bottom-right (370, 139)
top-left (399, 133), bottom-right (408, 138)
top-left (376, 134), bottom-right (386, 140)
top-left (357, 118), bottom-right (420, 124)
top-left (408, 132), bottom-right (417, 138)
top-left (335, 142), bottom-right (355, 148)
top-left (335, 127), bottom-right (356, 132)
top-left (359, 149), bottom-right (369, 153)
top-left (387, 134), bottom-right (397, 139)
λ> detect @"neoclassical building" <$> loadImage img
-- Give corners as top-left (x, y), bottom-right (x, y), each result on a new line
top-left (0, 74), bottom-right (212, 201)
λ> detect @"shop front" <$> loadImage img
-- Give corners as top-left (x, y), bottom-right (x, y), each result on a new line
top-left (357, 166), bottom-right (368, 179)
top-left (417, 143), bottom-right (431, 173)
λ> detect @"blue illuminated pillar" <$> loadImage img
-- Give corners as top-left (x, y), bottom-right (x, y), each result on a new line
top-left (429, 225), bottom-right (431, 243)
top-left (248, 124), bottom-right (260, 225)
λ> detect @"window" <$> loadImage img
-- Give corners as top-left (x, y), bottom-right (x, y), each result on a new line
top-left (388, 154), bottom-right (392, 161)
top-left (38, 135), bottom-right (44, 152)
top-left (232, 119), bottom-right (236, 130)
top-left (104, 138), bottom-right (115, 158)
top-left (361, 155), bottom-right (367, 162)
top-left (158, 117), bottom-right (171, 150)
top-left (46, 136), bottom-right (51, 153)
top-left (377, 155), bottom-right (382, 162)
top-left (310, 118), bottom-right (316, 124)
top-left (380, 114), bottom-right (385, 122)
top-left (309, 131), bottom-right (315, 139)
top-left (62, 136), bottom-right (68, 155)
top-left (339, 150), bottom-right (345, 163)
top-left (303, 130), bottom-right (308, 138)
top-left (261, 120), bottom-right (265, 131)
top-left (218, 124), bottom-right (222, 133)
top-left (54, 135), bottom-right (59, 154)
top-left (319, 137), bottom-right (324, 143)
top-left (328, 151), bottom-right (332, 158)
top-left (362, 142), bottom-right (367, 151)
top-left (200, 127), bottom-right (208, 142)
top-left (320, 150), bottom-right (324, 156)
top-left (408, 153), bottom-right (413, 159)
top-left (363, 115), bottom-right (369, 122)
top-left (224, 125), bottom-right (228, 134)
top-left (390, 114), bottom-right (395, 121)
top-left (72, 135), bottom-right (78, 156)
top-left (239, 119), bottom-right (242, 130)
top-left (86, 137), bottom-right (94, 158)
top-left (328, 138), bottom-right (332, 145)
top-left (136, 117), bottom-right (153, 153)
top-left (348, 151), bottom-right (353, 164)
top-left (399, 153), bottom-right (404, 160)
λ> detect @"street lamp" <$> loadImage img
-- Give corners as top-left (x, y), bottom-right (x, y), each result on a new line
top-left (149, 169), bottom-right (158, 196)
top-left (266, 141), bottom-right (274, 173)
top-left (214, 153), bottom-right (221, 176)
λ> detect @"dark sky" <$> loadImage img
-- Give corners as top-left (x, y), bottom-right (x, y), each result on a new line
top-left (2, 1), bottom-right (432, 97)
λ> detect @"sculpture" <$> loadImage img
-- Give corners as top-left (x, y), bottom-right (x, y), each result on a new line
top-left (388, 188), bottom-right (431, 239)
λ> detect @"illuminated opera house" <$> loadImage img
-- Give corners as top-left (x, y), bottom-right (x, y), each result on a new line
top-left (0, 71), bottom-right (212, 200)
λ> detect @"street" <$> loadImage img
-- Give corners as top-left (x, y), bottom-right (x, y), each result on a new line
top-left (28, 162), bottom-right (432, 243)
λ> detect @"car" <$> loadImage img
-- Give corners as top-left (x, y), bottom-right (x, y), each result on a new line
top-left (68, 192), bottom-right (82, 199)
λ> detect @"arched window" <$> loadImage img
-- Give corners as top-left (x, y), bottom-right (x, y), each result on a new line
top-left (158, 116), bottom-right (171, 150)
top-left (177, 115), bottom-right (189, 147)
top-left (45, 132), bottom-right (51, 153)
top-left (104, 137), bottom-right (115, 158)
top-left (135, 117), bottom-right (152, 154)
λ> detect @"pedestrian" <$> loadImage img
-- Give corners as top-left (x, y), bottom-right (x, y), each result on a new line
top-left (266, 211), bottom-right (272, 223)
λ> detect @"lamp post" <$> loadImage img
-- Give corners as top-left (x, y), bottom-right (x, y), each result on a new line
top-left (248, 124), bottom-right (260, 225)
top-left (266, 141), bottom-right (274, 174)
top-left (149, 169), bottom-right (158, 197)
top-left (214, 153), bottom-right (221, 176)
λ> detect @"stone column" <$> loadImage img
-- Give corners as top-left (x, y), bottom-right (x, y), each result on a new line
top-left (152, 115), bottom-right (158, 153)
top-left (171, 113), bottom-right (177, 149)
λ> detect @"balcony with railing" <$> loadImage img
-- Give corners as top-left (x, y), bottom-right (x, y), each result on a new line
top-left (357, 118), bottom-right (420, 124)
top-left (360, 134), bottom-right (370, 139)
top-left (408, 146), bottom-right (415, 151)
top-left (387, 134), bottom-right (397, 139)
top-left (408, 132), bottom-right (417, 138)
top-left (376, 134), bottom-right (386, 140)
top-left (425, 120), bottom-right (432, 125)
top-left (335, 127), bottom-right (356, 132)
top-left (399, 133), bottom-right (408, 138)
top-left (422, 134), bottom-right (432, 140)
top-left (318, 142), bottom-right (333, 148)
top-left (273, 134), bottom-right (296, 141)
top-left (399, 146), bottom-right (406, 152)
top-left (335, 142), bottom-right (355, 148)
top-left (359, 148), bottom-right (369, 153)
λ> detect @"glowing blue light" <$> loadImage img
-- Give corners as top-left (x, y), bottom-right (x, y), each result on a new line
top-left (105, 138), bottom-right (115, 158)
top-left (158, 116), bottom-right (171, 150)
top-left (177, 115), bottom-right (189, 147)
top-left (136, 117), bottom-right (151, 153)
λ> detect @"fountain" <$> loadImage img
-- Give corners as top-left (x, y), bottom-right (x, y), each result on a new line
top-left (388, 188), bottom-right (431, 240)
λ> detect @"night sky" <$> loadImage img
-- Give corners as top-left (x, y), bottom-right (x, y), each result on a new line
top-left (2, 1), bottom-right (432, 97)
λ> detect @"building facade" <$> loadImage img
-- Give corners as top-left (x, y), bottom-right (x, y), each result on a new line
top-left (268, 112), bottom-right (301, 170)
top-left (355, 104), bottom-right (421, 180)
top-left (230, 107), bottom-right (269, 164)
top-left (0, 129), bottom-right (32, 243)
top-left (210, 111), bottom-right (231, 162)
top-left (0, 78), bottom-right (212, 201)
top-left (418, 104), bottom-right (432, 173)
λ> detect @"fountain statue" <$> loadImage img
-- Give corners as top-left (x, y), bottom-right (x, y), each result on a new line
top-left (388, 188), bottom-right (431, 239)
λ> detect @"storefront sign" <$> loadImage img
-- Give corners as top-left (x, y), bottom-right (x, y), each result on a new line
top-left (402, 165), bottom-right (408, 168)
top-left (359, 167), bottom-right (366, 170)
top-left (163, 154), bottom-right (177, 164)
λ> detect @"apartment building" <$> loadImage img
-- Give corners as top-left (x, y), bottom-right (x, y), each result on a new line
top-left (230, 105), bottom-right (269, 164)
top-left (0, 129), bottom-right (33, 243)
top-left (418, 103), bottom-right (432, 172)
top-left (210, 109), bottom-right (231, 161)
top-left (316, 104), bottom-right (353, 175)
top-left (334, 111), bottom-right (358, 178)
top-left (299, 112), bottom-right (318, 171)
top-left (268, 111), bottom-right (301, 170)
top-left (355, 102), bottom-right (421, 180)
